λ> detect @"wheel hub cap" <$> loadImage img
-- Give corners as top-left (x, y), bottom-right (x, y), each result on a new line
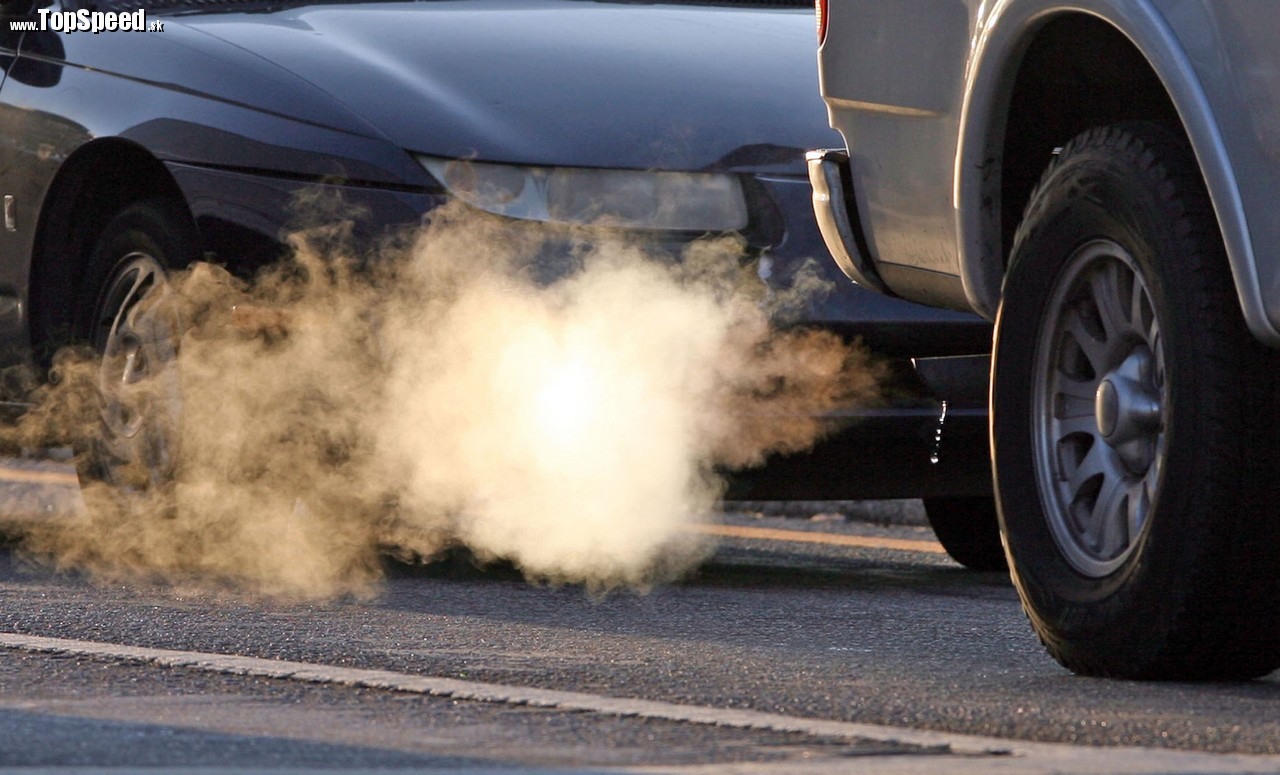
top-left (1094, 349), bottom-right (1161, 470)
top-left (1033, 240), bottom-right (1166, 578)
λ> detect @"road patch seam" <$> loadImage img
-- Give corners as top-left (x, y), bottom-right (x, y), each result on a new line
top-left (0, 632), bottom-right (1000, 755)
top-left (7, 631), bottom-right (1280, 773)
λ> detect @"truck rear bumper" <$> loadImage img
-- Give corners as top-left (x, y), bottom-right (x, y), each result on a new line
top-left (806, 148), bottom-right (889, 295)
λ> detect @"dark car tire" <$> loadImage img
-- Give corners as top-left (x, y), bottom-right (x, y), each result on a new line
top-left (993, 122), bottom-right (1280, 680)
top-left (921, 497), bottom-right (1006, 571)
top-left (73, 200), bottom-right (193, 491)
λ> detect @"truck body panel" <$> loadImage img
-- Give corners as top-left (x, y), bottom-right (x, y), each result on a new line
top-left (818, 0), bottom-right (1280, 345)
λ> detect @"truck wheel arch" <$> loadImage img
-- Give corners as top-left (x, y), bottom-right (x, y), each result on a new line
top-left (954, 2), bottom-right (1279, 346)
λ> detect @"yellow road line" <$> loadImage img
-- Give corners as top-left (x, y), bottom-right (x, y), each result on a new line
top-left (694, 523), bottom-right (946, 554)
top-left (0, 467), bottom-right (80, 487)
top-left (0, 469), bottom-right (949, 557)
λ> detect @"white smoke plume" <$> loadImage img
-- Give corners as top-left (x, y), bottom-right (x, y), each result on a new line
top-left (1, 203), bottom-right (882, 598)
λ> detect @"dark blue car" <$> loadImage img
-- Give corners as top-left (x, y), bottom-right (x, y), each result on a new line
top-left (0, 0), bottom-right (998, 567)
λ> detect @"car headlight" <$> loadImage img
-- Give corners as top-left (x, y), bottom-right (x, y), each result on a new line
top-left (417, 155), bottom-right (748, 232)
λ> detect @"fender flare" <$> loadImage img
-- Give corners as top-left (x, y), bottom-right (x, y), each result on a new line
top-left (954, 0), bottom-right (1280, 346)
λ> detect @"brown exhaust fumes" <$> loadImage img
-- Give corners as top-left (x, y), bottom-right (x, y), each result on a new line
top-left (1, 203), bottom-right (883, 598)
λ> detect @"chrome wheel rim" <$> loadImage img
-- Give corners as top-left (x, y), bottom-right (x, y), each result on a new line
top-left (93, 252), bottom-right (181, 489)
top-left (1033, 240), bottom-right (1166, 578)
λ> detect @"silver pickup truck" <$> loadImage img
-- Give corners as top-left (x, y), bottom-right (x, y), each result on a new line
top-left (810, 1), bottom-right (1280, 681)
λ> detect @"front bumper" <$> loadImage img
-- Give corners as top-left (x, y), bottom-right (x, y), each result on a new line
top-left (726, 353), bottom-right (993, 501)
top-left (758, 171), bottom-right (992, 356)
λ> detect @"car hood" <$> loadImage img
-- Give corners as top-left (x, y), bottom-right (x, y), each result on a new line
top-left (177, 0), bottom-right (837, 173)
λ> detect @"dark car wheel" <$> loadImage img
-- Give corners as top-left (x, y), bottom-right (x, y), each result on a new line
top-left (74, 200), bottom-right (192, 491)
top-left (993, 123), bottom-right (1280, 679)
top-left (921, 497), bottom-right (1005, 571)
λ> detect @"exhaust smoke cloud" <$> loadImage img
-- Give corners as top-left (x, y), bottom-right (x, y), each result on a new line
top-left (1, 203), bottom-right (882, 598)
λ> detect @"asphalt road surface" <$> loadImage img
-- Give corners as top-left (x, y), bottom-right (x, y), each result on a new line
top-left (0, 481), bottom-right (1279, 774)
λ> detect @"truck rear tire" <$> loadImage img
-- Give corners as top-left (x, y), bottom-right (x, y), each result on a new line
top-left (993, 123), bottom-right (1280, 679)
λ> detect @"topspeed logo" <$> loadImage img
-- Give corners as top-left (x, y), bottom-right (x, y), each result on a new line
top-left (21, 8), bottom-right (163, 33)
